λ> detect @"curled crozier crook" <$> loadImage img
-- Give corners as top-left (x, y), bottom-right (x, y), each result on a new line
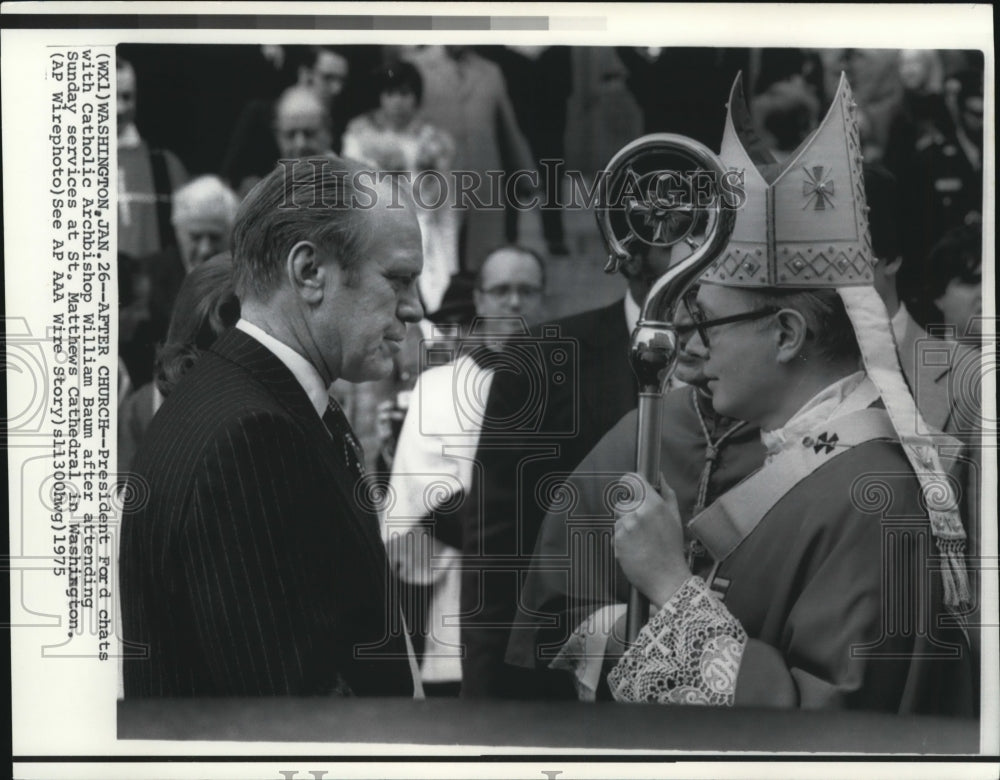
top-left (595, 133), bottom-right (737, 642)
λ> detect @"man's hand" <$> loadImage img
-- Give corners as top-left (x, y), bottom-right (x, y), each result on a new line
top-left (613, 472), bottom-right (691, 608)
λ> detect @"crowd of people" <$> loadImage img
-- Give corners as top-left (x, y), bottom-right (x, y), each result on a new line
top-left (117, 45), bottom-right (986, 716)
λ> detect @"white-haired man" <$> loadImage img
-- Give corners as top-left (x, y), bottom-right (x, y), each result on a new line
top-left (142, 176), bottom-right (241, 371)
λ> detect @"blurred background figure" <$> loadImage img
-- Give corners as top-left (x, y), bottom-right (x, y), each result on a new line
top-left (299, 45), bottom-right (351, 112)
top-left (883, 49), bottom-right (951, 186)
top-left (387, 245), bottom-right (548, 696)
top-left (404, 45), bottom-right (536, 272)
top-left (221, 46), bottom-right (352, 197)
top-left (615, 47), bottom-right (750, 149)
top-left (916, 224), bottom-right (983, 341)
top-left (117, 253), bottom-right (153, 397)
top-left (273, 85), bottom-right (336, 160)
top-left (343, 61), bottom-right (459, 315)
top-left (480, 46), bottom-right (574, 255)
top-left (117, 56), bottom-right (188, 260)
top-left (750, 79), bottom-right (821, 161)
top-left (819, 48), bottom-right (902, 161)
top-left (897, 66), bottom-right (984, 308)
top-left (171, 176), bottom-right (240, 272)
top-left (119, 254), bottom-right (241, 473)
top-left (140, 176), bottom-right (240, 389)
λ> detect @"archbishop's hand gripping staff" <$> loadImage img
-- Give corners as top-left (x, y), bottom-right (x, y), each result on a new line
top-left (596, 134), bottom-right (738, 642)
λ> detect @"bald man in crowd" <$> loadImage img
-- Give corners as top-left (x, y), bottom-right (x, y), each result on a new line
top-left (222, 46), bottom-right (352, 197)
top-left (273, 86), bottom-right (336, 160)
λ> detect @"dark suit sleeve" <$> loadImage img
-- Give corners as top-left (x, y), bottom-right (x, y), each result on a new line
top-left (507, 410), bottom-right (636, 672)
top-left (180, 411), bottom-right (342, 695)
top-left (460, 364), bottom-right (532, 696)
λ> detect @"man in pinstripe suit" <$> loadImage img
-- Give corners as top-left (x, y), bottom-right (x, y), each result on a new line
top-left (120, 159), bottom-right (424, 697)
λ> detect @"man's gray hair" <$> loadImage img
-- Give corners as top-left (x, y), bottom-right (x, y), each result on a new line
top-left (749, 287), bottom-right (861, 363)
top-left (172, 175), bottom-right (240, 226)
top-left (231, 157), bottom-right (376, 301)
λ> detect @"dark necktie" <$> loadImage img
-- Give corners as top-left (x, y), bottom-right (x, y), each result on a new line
top-left (322, 397), bottom-right (366, 485)
top-left (322, 398), bottom-right (424, 698)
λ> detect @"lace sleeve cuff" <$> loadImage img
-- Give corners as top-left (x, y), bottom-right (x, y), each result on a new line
top-left (607, 575), bottom-right (747, 705)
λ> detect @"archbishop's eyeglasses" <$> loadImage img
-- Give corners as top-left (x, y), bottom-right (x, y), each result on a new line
top-left (677, 293), bottom-right (780, 348)
top-left (478, 284), bottom-right (544, 301)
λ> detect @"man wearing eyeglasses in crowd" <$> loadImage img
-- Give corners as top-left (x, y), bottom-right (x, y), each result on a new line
top-left (457, 231), bottom-right (694, 699)
top-left (386, 245), bottom-right (547, 696)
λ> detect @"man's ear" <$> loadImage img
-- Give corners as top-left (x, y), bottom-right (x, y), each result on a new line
top-left (287, 240), bottom-right (329, 304)
top-left (774, 308), bottom-right (809, 364)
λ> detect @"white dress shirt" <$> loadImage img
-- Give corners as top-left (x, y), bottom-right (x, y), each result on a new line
top-left (236, 319), bottom-right (329, 418)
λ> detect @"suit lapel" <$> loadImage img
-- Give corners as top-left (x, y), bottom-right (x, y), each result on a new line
top-left (209, 330), bottom-right (387, 562)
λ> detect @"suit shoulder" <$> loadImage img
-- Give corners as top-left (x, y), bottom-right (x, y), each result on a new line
top-left (141, 357), bottom-right (303, 459)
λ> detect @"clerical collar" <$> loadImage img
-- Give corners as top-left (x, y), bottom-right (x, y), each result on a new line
top-left (760, 371), bottom-right (876, 459)
top-left (235, 319), bottom-right (329, 419)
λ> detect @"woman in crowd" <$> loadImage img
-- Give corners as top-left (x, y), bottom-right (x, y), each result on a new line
top-left (118, 253), bottom-right (240, 472)
top-left (883, 49), bottom-right (951, 181)
top-left (342, 61), bottom-right (458, 316)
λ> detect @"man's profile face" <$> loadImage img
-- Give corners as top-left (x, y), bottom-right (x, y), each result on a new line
top-left (690, 284), bottom-right (779, 424)
top-left (308, 51), bottom-right (349, 103)
top-left (275, 99), bottom-right (332, 159)
top-left (672, 291), bottom-right (708, 387)
top-left (473, 249), bottom-right (545, 338)
top-left (176, 215), bottom-right (231, 272)
top-left (318, 186), bottom-right (424, 382)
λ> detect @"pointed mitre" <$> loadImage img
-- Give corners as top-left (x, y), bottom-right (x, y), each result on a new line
top-left (703, 72), bottom-right (874, 288)
top-left (700, 72), bottom-right (971, 614)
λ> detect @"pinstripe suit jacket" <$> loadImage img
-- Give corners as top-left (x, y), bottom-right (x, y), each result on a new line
top-left (120, 328), bottom-right (414, 697)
